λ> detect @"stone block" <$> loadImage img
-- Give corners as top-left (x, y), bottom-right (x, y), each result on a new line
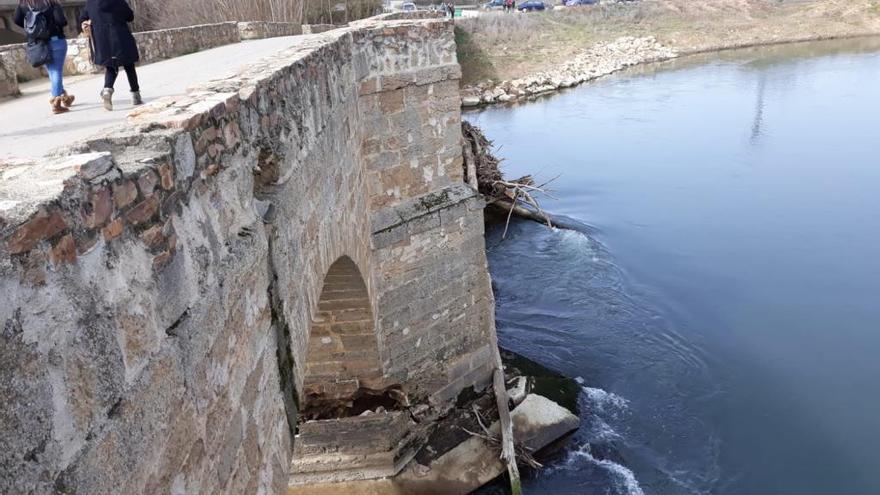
top-left (137, 169), bottom-right (160, 196)
top-left (49, 233), bottom-right (76, 265)
top-left (82, 186), bottom-right (113, 229)
top-left (125, 194), bottom-right (160, 226)
top-left (76, 152), bottom-right (116, 181)
top-left (112, 180), bottom-right (139, 208)
top-left (102, 217), bottom-right (124, 241)
top-left (0, 53), bottom-right (19, 98)
top-left (5, 208), bottom-right (67, 254)
top-left (158, 163), bottom-right (175, 190)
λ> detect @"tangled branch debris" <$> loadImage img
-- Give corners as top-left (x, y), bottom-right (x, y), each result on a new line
top-left (459, 404), bottom-right (543, 471)
top-left (461, 121), bottom-right (556, 237)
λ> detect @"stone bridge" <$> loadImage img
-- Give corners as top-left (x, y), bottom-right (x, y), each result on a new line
top-left (0, 15), bottom-right (498, 494)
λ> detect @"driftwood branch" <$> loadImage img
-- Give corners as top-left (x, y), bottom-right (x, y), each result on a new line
top-left (494, 178), bottom-right (555, 227)
top-left (462, 121), bottom-right (559, 237)
top-left (493, 368), bottom-right (522, 494)
top-left (460, 405), bottom-right (543, 471)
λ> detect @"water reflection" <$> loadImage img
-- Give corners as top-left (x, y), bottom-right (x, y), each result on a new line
top-left (749, 73), bottom-right (765, 144)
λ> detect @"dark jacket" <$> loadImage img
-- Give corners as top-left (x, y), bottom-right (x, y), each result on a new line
top-left (80, 0), bottom-right (139, 67)
top-left (13, 1), bottom-right (68, 40)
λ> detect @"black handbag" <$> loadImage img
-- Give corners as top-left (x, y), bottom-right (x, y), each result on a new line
top-left (26, 40), bottom-right (52, 68)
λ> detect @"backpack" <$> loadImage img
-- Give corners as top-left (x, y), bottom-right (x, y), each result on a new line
top-left (24, 6), bottom-right (52, 41)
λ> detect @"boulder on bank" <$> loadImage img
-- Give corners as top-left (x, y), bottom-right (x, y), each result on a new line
top-left (508, 394), bottom-right (580, 452)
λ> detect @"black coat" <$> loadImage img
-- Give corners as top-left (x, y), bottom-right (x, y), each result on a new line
top-left (80, 0), bottom-right (139, 67)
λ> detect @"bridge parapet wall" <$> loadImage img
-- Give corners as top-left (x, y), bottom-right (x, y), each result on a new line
top-left (0, 1), bottom-right (84, 46)
top-left (1, 15), bottom-right (495, 492)
top-left (238, 21), bottom-right (304, 40)
top-left (0, 49), bottom-right (15, 96)
top-left (302, 24), bottom-right (339, 34)
top-left (0, 20), bottom-right (303, 94)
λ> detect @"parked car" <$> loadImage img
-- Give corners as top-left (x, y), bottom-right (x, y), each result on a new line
top-left (401, 2), bottom-right (417, 11)
top-left (519, 0), bottom-right (546, 11)
top-left (518, 0), bottom-right (546, 11)
top-left (482, 0), bottom-right (506, 9)
top-left (565, 0), bottom-right (597, 5)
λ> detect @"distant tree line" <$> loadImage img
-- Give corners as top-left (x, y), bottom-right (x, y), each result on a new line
top-left (127, 0), bottom-right (383, 32)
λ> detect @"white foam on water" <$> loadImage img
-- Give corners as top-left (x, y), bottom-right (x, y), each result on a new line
top-left (589, 416), bottom-right (622, 442)
top-left (568, 444), bottom-right (646, 495)
top-left (557, 229), bottom-right (597, 257)
top-left (582, 386), bottom-right (630, 413)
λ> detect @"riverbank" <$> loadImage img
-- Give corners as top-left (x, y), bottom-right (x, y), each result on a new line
top-left (457, 0), bottom-right (880, 105)
top-left (466, 40), bottom-right (880, 493)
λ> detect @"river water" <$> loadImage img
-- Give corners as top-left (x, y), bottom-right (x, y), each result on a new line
top-left (465, 38), bottom-right (880, 495)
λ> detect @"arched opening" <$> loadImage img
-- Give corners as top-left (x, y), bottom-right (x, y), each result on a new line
top-left (291, 258), bottom-right (416, 483)
top-left (300, 256), bottom-right (396, 419)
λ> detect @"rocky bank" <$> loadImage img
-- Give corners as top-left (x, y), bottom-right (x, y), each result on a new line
top-left (461, 36), bottom-right (677, 106)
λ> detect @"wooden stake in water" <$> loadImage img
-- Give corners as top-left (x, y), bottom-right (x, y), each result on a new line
top-left (493, 366), bottom-right (522, 495)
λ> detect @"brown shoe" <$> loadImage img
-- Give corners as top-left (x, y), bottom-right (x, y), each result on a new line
top-left (50, 97), bottom-right (69, 114)
top-left (60, 90), bottom-right (75, 108)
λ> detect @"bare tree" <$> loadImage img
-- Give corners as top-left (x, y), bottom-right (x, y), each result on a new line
top-left (127, 0), bottom-right (380, 30)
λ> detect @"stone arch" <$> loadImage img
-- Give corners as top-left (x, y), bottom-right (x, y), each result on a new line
top-left (301, 256), bottom-right (384, 413)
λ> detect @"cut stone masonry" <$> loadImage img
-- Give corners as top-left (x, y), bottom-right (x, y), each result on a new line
top-left (1, 13), bottom-right (497, 493)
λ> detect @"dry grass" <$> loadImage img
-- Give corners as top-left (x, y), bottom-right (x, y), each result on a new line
top-left (128, 0), bottom-right (381, 31)
top-left (456, 0), bottom-right (880, 84)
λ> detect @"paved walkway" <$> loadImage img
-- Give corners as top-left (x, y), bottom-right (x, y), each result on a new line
top-left (0, 36), bottom-right (305, 161)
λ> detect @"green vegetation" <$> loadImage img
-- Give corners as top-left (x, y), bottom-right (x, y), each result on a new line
top-left (455, 26), bottom-right (499, 85)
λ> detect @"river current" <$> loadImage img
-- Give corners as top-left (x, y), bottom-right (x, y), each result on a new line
top-left (466, 38), bottom-right (880, 495)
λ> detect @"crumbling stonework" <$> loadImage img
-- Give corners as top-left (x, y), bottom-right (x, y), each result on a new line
top-left (0, 51), bottom-right (16, 98)
top-left (0, 43), bottom-right (40, 84)
top-left (1, 15), bottom-right (495, 493)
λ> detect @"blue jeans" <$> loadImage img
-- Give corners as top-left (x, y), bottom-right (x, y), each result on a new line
top-left (46, 37), bottom-right (67, 98)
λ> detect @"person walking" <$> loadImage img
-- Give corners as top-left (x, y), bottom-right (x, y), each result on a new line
top-left (13, 0), bottom-right (75, 114)
top-left (80, 0), bottom-right (142, 111)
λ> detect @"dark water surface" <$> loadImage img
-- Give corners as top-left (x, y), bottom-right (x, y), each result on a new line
top-left (466, 38), bottom-right (880, 495)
